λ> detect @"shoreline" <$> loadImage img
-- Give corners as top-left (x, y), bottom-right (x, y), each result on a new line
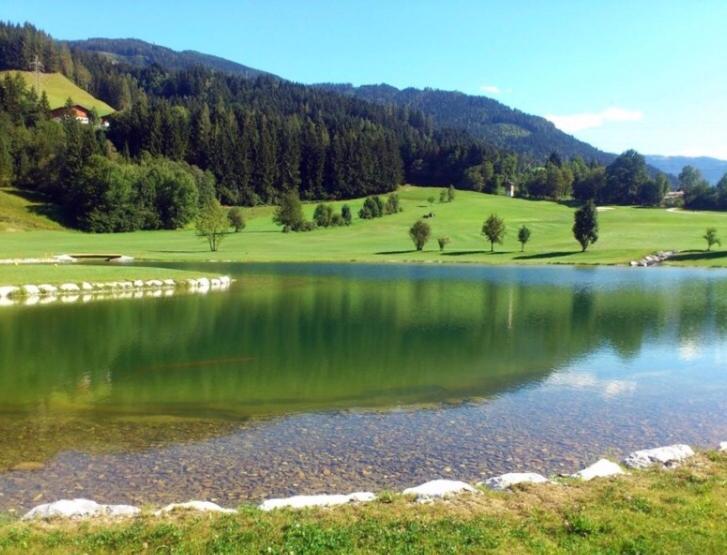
top-left (0, 275), bottom-right (232, 307)
top-left (1, 446), bottom-right (724, 553)
top-left (7, 442), bottom-right (723, 518)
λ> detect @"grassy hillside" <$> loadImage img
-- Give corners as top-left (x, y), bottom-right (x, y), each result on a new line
top-left (0, 71), bottom-right (114, 116)
top-left (0, 189), bottom-right (62, 232)
top-left (0, 187), bottom-right (726, 270)
top-left (0, 452), bottom-right (724, 553)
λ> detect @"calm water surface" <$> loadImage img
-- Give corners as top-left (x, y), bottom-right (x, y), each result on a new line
top-left (0, 263), bottom-right (725, 509)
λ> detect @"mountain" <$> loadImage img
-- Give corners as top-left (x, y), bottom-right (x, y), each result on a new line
top-left (0, 70), bottom-right (114, 116)
top-left (66, 38), bottom-right (278, 80)
top-left (316, 83), bottom-right (614, 164)
top-left (645, 155), bottom-right (727, 184)
top-left (68, 39), bottom-right (615, 165)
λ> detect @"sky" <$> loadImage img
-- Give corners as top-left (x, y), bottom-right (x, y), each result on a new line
top-left (3, 0), bottom-right (727, 159)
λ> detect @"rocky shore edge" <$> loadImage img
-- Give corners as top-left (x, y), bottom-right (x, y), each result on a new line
top-left (629, 250), bottom-right (676, 267)
top-left (0, 275), bottom-right (232, 307)
top-left (16, 442), bottom-right (726, 520)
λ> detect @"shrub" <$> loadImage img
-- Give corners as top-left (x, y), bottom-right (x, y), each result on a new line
top-left (437, 236), bottom-right (450, 251)
top-left (409, 220), bottom-right (431, 251)
top-left (273, 190), bottom-right (304, 231)
top-left (341, 204), bottom-right (352, 225)
top-left (196, 199), bottom-right (228, 252)
top-left (482, 214), bottom-right (506, 252)
top-left (447, 185), bottom-right (456, 202)
top-left (331, 213), bottom-right (344, 226)
top-left (227, 207), bottom-right (245, 232)
top-left (313, 203), bottom-right (334, 227)
top-left (384, 193), bottom-right (401, 214)
top-left (704, 228), bottom-right (721, 251)
top-left (517, 225), bottom-right (531, 251)
top-left (573, 201), bottom-right (599, 251)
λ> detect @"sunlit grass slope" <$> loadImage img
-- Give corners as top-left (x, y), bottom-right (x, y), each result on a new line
top-left (0, 71), bottom-right (115, 116)
top-left (0, 189), bottom-right (63, 232)
top-left (1, 186), bottom-right (726, 270)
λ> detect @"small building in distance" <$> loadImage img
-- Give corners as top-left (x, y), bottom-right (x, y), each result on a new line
top-left (51, 104), bottom-right (111, 128)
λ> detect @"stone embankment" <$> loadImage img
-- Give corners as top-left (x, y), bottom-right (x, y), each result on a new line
top-left (0, 276), bottom-right (231, 307)
top-left (629, 250), bottom-right (676, 267)
top-left (18, 442), bottom-right (723, 520)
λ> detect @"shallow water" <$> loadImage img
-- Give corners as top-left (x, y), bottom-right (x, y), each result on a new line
top-left (0, 263), bottom-right (725, 509)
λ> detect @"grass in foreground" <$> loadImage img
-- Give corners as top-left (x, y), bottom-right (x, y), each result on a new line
top-left (2, 186), bottom-right (727, 269)
top-left (0, 453), bottom-right (724, 554)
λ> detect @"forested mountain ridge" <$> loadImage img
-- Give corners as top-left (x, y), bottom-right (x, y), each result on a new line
top-left (67, 36), bottom-right (613, 165)
top-left (66, 38), bottom-right (279, 80)
top-left (316, 83), bottom-right (614, 164)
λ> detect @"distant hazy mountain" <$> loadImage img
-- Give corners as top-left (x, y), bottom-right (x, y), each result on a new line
top-left (316, 83), bottom-right (614, 164)
top-left (67, 38), bottom-right (278, 80)
top-left (645, 155), bottom-right (727, 184)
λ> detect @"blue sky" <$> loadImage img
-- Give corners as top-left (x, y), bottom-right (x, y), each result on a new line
top-left (4, 0), bottom-right (727, 159)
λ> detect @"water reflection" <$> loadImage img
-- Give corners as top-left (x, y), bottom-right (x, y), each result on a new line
top-left (0, 264), bottom-right (725, 508)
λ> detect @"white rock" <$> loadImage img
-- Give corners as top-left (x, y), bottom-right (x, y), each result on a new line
top-left (23, 499), bottom-right (140, 520)
top-left (197, 277), bottom-right (210, 288)
top-left (113, 255), bottom-right (134, 263)
top-left (572, 459), bottom-right (625, 481)
top-left (53, 254), bottom-right (76, 263)
top-left (81, 282), bottom-right (93, 291)
top-left (259, 492), bottom-right (375, 511)
top-left (21, 284), bottom-right (41, 296)
top-left (184, 278), bottom-right (198, 288)
top-left (37, 284), bottom-right (58, 294)
top-left (219, 276), bottom-right (231, 287)
top-left (402, 479), bottom-right (475, 500)
top-left (155, 501), bottom-right (235, 515)
top-left (482, 472), bottom-right (549, 491)
top-left (133, 280), bottom-right (145, 288)
top-left (622, 444), bottom-right (695, 469)
top-left (146, 279), bottom-right (163, 288)
top-left (59, 283), bottom-right (80, 293)
top-left (0, 286), bottom-right (19, 298)
top-left (718, 442), bottom-right (726, 452)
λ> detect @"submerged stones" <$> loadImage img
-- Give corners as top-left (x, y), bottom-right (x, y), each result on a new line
top-left (622, 444), bottom-right (695, 469)
top-left (23, 499), bottom-right (140, 520)
top-left (571, 459), bottom-right (625, 481)
top-left (482, 472), bottom-right (549, 490)
top-left (402, 479), bottom-right (476, 500)
top-left (155, 501), bottom-right (236, 515)
top-left (259, 492), bottom-right (376, 511)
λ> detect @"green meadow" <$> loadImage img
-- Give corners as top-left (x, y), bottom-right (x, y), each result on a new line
top-left (1, 186), bottom-right (727, 284)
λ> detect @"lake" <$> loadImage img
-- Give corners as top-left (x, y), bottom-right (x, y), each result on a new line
top-left (0, 263), bottom-right (725, 510)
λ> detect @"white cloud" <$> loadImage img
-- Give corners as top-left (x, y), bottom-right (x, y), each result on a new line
top-left (545, 107), bottom-right (643, 133)
top-left (546, 371), bottom-right (636, 399)
top-left (480, 84), bottom-right (502, 95)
